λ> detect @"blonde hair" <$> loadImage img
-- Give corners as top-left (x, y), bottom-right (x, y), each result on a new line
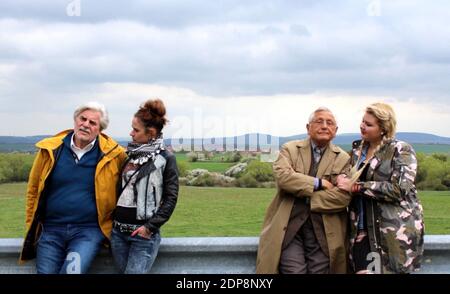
top-left (348, 102), bottom-right (397, 185)
top-left (365, 102), bottom-right (396, 139)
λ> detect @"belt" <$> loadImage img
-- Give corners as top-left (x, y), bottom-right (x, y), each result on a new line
top-left (113, 221), bottom-right (141, 234)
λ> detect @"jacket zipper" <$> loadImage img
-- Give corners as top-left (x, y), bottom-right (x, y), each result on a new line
top-left (95, 142), bottom-right (121, 230)
top-left (370, 200), bottom-right (382, 273)
top-left (152, 186), bottom-right (157, 214)
top-left (144, 176), bottom-right (149, 218)
top-left (370, 200), bottom-right (379, 248)
top-left (35, 145), bottom-right (64, 221)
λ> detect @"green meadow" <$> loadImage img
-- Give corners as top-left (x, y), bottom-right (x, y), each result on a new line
top-left (0, 183), bottom-right (448, 238)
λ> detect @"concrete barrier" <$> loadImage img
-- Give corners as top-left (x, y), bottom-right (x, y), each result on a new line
top-left (0, 235), bottom-right (448, 274)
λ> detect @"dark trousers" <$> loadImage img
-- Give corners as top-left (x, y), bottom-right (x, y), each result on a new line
top-left (279, 218), bottom-right (329, 274)
top-left (352, 235), bottom-right (372, 272)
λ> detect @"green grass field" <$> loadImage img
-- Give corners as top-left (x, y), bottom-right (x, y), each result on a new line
top-left (0, 183), bottom-right (448, 237)
top-left (0, 183), bottom-right (27, 237)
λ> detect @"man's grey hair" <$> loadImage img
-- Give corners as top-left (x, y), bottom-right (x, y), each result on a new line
top-left (73, 101), bottom-right (109, 131)
top-left (308, 106), bottom-right (337, 124)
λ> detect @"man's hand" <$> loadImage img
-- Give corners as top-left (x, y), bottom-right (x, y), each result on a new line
top-left (322, 179), bottom-right (334, 190)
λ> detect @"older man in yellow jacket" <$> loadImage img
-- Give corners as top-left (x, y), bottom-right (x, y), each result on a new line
top-left (20, 102), bottom-right (126, 274)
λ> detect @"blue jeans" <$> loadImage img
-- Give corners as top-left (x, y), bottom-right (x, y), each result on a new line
top-left (110, 228), bottom-right (161, 274)
top-left (36, 223), bottom-right (105, 274)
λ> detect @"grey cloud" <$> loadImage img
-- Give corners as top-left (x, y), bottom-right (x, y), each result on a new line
top-left (1, 0), bottom-right (450, 104)
top-left (0, 0), bottom-right (317, 27)
top-left (289, 24), bottom-right (310, 37)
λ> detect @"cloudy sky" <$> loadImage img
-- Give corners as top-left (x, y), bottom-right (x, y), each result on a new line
top-left (0, 0), bottom-right (449, 140)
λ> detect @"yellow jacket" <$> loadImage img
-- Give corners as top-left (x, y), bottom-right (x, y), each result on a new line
top-left (20, 129), bottom-right (126, 262)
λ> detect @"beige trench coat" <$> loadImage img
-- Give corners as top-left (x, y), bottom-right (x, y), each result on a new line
top-left (256, 139), bottom-right (351, 274)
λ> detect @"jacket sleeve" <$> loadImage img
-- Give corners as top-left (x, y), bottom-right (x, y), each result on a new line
top-left (310, 156), bottom-right (352, 213)
top-left (360, 142), bottom-right (417, 203)
top-left (25, 150), bottom-right (45, 229)
top-left (145, 153), bottom-right (179, 231)
top-left (273, 143), bottom-right (315, 197)
top-left (310, 188), bottom-right (352, 213)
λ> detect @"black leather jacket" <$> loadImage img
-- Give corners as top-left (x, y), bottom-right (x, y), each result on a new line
top-left (117, 150), bottom-right (179, 232)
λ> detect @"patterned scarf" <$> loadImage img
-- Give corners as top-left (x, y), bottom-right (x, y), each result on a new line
top-left (126, 133), bottom-right (165, 165)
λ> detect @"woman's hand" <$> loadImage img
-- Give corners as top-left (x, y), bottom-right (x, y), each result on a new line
top-left (131, 226), bottom-right (152, 239)
top-left (336, 174), bottom-right (352, 192)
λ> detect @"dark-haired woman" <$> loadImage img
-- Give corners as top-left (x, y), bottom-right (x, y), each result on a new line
top-left (110, 99), bottom-right (179, 274)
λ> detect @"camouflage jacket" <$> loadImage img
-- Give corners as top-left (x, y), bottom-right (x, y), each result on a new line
top-left (349, 139), bottom-right (424, 273)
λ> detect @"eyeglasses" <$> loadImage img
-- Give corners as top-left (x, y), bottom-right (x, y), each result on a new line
top-left (312, 119), bottom-right (336, 127)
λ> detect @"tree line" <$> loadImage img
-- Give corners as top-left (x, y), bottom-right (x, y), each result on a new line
top-left (0, 153), bottom-right (34, 183)
top-left (416, 153), bottom-right (450, 190)
top-left (0, 152), bottom-right (449, 190)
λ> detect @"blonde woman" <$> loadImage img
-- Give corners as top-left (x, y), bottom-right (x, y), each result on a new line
top-left (336, 102), bottom-right (424, 274)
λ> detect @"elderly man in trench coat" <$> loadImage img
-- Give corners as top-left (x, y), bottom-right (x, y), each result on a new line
top-left (256, 107), bottom-right (352, 274)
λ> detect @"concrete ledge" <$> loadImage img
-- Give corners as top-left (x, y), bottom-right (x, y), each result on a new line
top-left (0, 236), bottom-right (448, 274)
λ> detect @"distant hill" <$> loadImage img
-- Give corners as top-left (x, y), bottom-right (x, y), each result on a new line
top-left (396, 132), bottom-right (450, 144)
top-left (168, 132), bottom-right (450, 150)
top-left (279, 132), bottom-right (450, 145)
top-left (1, 132), bottom-right (450, 153)
top-left (0, 135), bottom-right (48, 144)
top-left (333, 132), bottom-right (450, 145)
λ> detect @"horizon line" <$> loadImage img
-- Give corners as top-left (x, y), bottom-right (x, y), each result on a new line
top-left (1, 131), bottom-right (450, 140)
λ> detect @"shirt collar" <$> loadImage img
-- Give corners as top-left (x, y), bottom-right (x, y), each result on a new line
top-left (71, 133), bottom-right (96, 152)
top-left (357, 144), bottom-right (369, 165)
top-left (311, 140), bottom-right (326, 154)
